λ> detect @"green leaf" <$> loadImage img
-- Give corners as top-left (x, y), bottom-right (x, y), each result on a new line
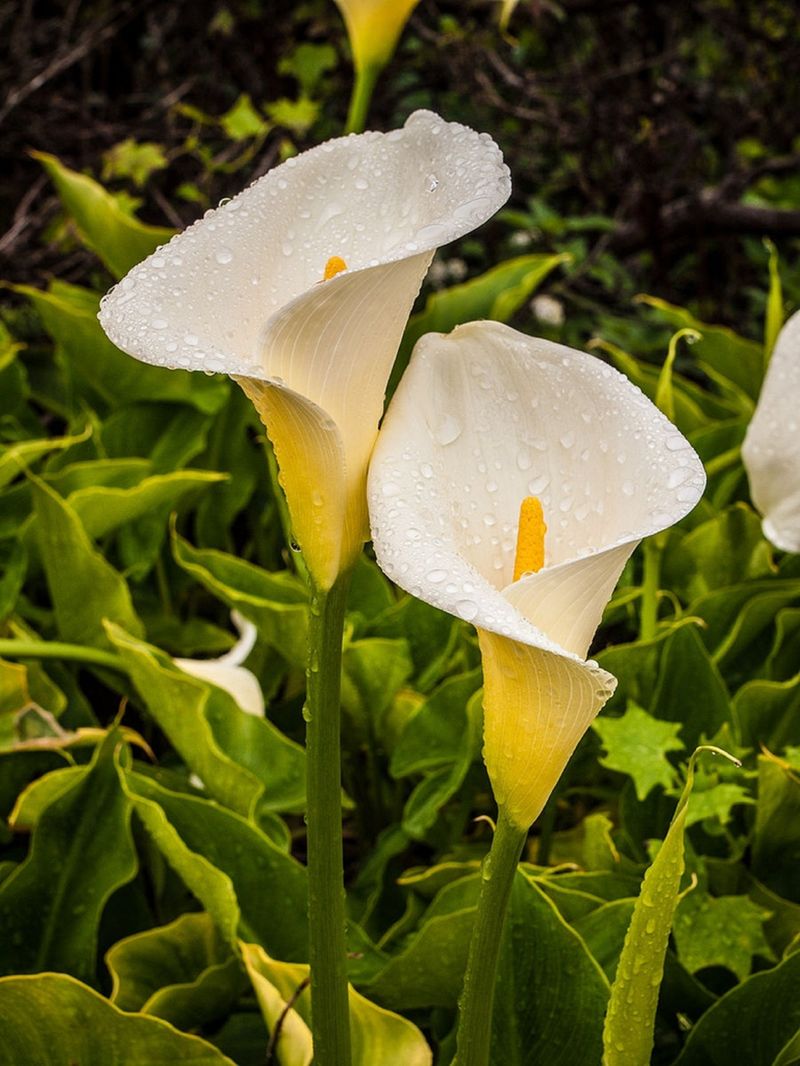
top-left (489, 873), bottom-right (609, 1065)
top-left (368, 869), bottom-right (609, 1063)
top-left (734, 674), bottom-right (800, 752)
top-left (655, 328), bottom-right (700, 422)
top-left (66, 469), bottom-right (226, 542)
top-left (220, 94), bottom-right (269, 140)
top-left (33, 478), bottom-right (142, 648)
top-left (637, 294), bottom-right (764, 400)
top-left (265, 96), bottom-right (319, 135)
top-left (33, 151), bottom-right (174, 278)
top-left (592, 703), bottom-right (684, 800)
top-left (370, 594), bottom-right (460, 691)
top-left (596, 619), bottom-right (695, 714)
top-left (123, 770), bottom-right (308, 960)
top-left (650, 624), bottom-right (731, 747)
top-left (106, 912), bottom-right (244, 1030)
top-left (753, 754), bottom-right (800, 902)
top-left (0, 425), bottom-right (91, 489)
top-left (662, 505), bottom-right (774, 602)
top-left (401, 689), bottom-right (483, 840)
top-left (764, 238), bottom-right (784, 362)
top-left (102, 138), bottom-right (168, 188)
top-left (391, 670), bottom-right (482, 777)
top-left (107, 623), bottom-right (305, 816)
top-left (389, 254), bottom-right (569, 396)
top-left (683, 781), bottom-right (754, 828)
top-left (0, 734), bottom-right (137, 982)
top-left (0, 973), bottom-right (236, 1065)
top-left (673, 950), bottom-right (800, 1065)
top-left (14, 282), bottom-right (227, 414)
top-left (241, 941), bottom-right (432, 1066)
top-left (673, 892), bottom-right (774, 980)
top-left (278, 42), bottom-right (338, 94)
top-left (602, 746), bottom-right (740, 1066)
top-left (341, 637), bottom-right (413, 748)
top-left (573, 898), bottom-right (635, 981)
top-left (172, 530), bottom-right (308, 667)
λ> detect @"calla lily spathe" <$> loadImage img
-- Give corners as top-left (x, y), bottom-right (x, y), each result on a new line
top-left (333, 0), bottom-right (422, 76)
top-left (368, 321), bottom-right (706, 829)
top-left (99, 111), bottom-right (510, 589)
top-left (742, 309), bottom-right (800, 553)
top-left (174, 610), bottom-right (264, 718)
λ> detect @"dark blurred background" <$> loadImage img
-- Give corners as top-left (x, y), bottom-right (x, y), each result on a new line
top-left (2, 0), bottom-right (799, 342)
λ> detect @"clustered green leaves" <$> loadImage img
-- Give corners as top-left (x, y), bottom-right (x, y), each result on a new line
top-left (0, 148), bottom-right (798, 1065)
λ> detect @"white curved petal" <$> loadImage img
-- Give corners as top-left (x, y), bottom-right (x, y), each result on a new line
top-left (175, 611), bottom-right (264, 717)
top-left (175, 660), bottom-right (265, 718)
top-left (742, 309), bottom-right (800, 552)
top-left (503, 542), bottom-right (635, 658)
top-left (368, 320), bottom-right (706, 652)
top-left (98, 111), bottom-right (510, 381)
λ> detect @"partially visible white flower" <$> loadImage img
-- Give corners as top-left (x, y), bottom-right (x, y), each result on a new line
top-left (530, 293), bottom-right (565, 327)
top-left (742, 309), bottom-right (800, 552)
top-left (175, 610), bottom-right (264, 717)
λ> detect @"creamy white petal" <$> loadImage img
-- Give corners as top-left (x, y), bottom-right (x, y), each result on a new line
top-left (98, 111), bottom-right (510, 382)
top-left (503, 542), bottom-right (635, 658)
top-left (742, 309), bottom-right (800, 552)
top-left (175, 610), bottom-right (264, 717)
top-left (368, 320), bottom-right (706, 649)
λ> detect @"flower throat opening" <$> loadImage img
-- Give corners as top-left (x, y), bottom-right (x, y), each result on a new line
top-left (513, 496), bottom-right (547, 581)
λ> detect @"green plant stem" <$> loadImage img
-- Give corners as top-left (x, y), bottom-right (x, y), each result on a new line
top-left (639, 537), bottom-right (661, 642)
top-left (0, 639), bottom-right (124, 672)
top-left (455, 809), bottom-right (528, 1066)
top-left (345, 63), bottom-right (380, 134)
top-left (305, 569), bottom-right (353, 1066)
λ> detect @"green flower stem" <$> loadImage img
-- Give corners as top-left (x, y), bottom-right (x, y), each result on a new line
top-left (345, 63), bottom-right (380, 134)
top-left (639, 536), bottom-right (661, 642)
top-left (0, 639), bottom-right (124, 672)
top-left (455, 808), bottom-right (528, 1066)
top-left (305, 569), bottom-right (354, 1066)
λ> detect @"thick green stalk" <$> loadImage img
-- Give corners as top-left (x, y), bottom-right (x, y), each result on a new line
top-left (0, 640), bottom-right (123, 672)
top-left (455, 809), bottom-right (528, 1066)
top-left (305, 570), bottom-right (353, 1066)
top-left (345, 63), bottom-right (380, 134)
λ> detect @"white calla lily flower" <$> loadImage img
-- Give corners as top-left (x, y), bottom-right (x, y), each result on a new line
top-left (742, 309), bottom-right (800, 553)
top-left (369, 321), bottom-right (706, 829)
top-left (98, 111), bottom-right (510, 589)
top-left (174, 610), bottom-right (264, 717)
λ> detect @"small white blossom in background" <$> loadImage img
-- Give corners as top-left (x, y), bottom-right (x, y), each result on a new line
top-left (509, 230), bottom-right (534, 248)
top-left (530, 293), bottom-right (565, 327)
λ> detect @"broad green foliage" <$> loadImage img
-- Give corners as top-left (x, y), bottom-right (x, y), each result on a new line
top-left (2, 129), bottom-right (798, 1064)
top-left (32, 152), bottom-right (174, 278)
top-left (0, 973), bottom-right (236, 1065)
top-left (602, 749), bottom-right (739, 1066)
top-left (0, 734), bottom-right (136, 982)
top-left (241, 942), bottom-right (432, 1066)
